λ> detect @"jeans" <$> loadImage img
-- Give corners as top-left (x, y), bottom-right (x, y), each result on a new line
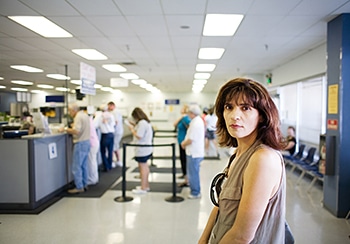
top-left (100, 133), bottom-right (114, 170)
top-left (186, 155), bottom-right (203, 196)
top-left (72, 140), bottom-right (90, 189)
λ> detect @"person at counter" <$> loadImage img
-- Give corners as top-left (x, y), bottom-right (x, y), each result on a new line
top-left (61, 103), bottom-right (91, 194)
top-left (20, 112), bottom-right (35, 135)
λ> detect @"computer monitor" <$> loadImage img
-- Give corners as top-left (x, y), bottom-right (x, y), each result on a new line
top-left (32, 112), bottom-right (51, 134)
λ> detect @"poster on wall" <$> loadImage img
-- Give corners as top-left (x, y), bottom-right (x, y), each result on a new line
top-left (80, 62), bottom-right (96, 95)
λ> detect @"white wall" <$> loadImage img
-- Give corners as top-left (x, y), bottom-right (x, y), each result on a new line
top-left (272, 43), bottom-right (327, 86)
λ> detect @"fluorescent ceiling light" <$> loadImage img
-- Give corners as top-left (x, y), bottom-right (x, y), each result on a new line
top-left (0, 77), bottom-right (4, 80)
top-left (8, 16), bottom-right (73, 38)
top-left (198, 48), bottom-right (225, 59)
top-left (193, 79), bottom-right (207, 85)
top-left (11, 80), bottom-right (33, 85)
top-left (55, 87), bottom-right (70, 92)
top-left (203, 14), bottom-right (244, 36)
top-left (10, 65), bottom-right (43, 73)
top-left (101, 87), bottom-right (113, 92)
top-left (31, 90), bottom-right (45, 93)
top-left (70, 80), bottom-right (82, 85)
top-left (120, 73), bottom-right (139, 80)
top-left (37, 84), bottom-right (54, 89)
top-left (196, 64), bottom-right (216, 72)
top-left (102, 64), bottom-right (127, 72)
top-left (47, 74), bottom-right (70, 80)
top-left (94, 83), bottom-right (102, 89)
top-left (194, 73), bottom-right (211, 79)
top-left (72, 49), bottom-right (107, 60)
top-left (11, 87), bottom-right (28, 91)
top-left (131, 79), bottom-right (147, 85)
top-left (0, 85), bottom-right (6, 89)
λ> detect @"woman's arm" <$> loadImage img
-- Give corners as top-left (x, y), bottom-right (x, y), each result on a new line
top-left (198, 207), bottom-right (219, 244)
top-left (220, 148), bottom-right (282, 244)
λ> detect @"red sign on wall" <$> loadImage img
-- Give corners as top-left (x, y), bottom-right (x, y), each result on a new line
top-left (327, 119), bottom-right (338, 130)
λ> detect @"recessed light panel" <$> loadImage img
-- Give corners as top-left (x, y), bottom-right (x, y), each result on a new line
top-left (10, 65), bottom-right (43, 73)
top-left (203, 14), bottom-right (244, 36)
top-left (102, 64), bottom-right (127, 72)
top-left (72, 49), bottom-right (108, 60)
top-left (8, 16), bottom-right (73, 38)
top-left (198, 48), bottom-right (225, 60)
top-left (195, 64), bottom-right (216, 72)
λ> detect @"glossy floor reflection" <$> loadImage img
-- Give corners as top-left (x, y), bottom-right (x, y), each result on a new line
top-left (0, 144), bottom-right (349, 244)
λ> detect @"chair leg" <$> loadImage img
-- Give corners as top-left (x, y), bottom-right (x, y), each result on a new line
top-left (296, 170), bottom-right (306, 185)
top-left (307, 177), bottom-right (317, 193)
top-left (346, 210), bottom-right (350, 219)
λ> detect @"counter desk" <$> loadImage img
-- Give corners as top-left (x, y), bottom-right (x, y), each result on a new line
top-left (0, 133), bottom-right (73, 213)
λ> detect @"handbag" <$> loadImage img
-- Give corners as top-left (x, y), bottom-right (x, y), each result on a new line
top-left (285, 221), bottom-right (295, 244)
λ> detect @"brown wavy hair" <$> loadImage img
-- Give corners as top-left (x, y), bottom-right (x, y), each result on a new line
top-left (131, 107), bottom-right (150, 123)
top-left (214, 78), bottom-right (284, 150)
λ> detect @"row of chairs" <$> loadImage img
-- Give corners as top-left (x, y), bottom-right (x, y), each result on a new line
top-left (284, 144), bottom-right (324, 192)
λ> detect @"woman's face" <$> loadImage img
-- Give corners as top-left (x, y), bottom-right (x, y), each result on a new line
top-left (223, 96), bottom-right (260, 140)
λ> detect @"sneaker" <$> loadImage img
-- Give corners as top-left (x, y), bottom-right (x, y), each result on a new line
top-left (136, 186), bottom-right (150, 192)
top-left (188, 193), bottom-right (201, 199)
top-left (68, 188), bottom-right (85, 194)
top-left (112, 162), bottom-right (116, 168)
top-left (116, 161), bottom-right (123, 167)
top-left (132, 188), bottom-right (148, 194)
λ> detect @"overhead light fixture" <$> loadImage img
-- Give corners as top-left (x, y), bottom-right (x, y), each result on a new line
top-left (8, 16), bottom-right (73, 38)
top-left (194, 73), bottom-right (211, 79)
top-left (203, 14), bottom-right (244, 36)
top-left (101, 87), bottom-right (113, 92)
top-left (193, 79), bottom-right (207, 85)
top-left (11, 87), bottom-right (28, 92)
top-left (0, 77), bottom-right (4, 80)
top-left (94, 83), bottom-right (102, 89)
top-left (120, 73), bottom-right (139, 80)
top-left (31, 90), bottom-right (45, 94)
top-left (102, 64), bottom-right (127, 72)
top-left (70, 80), bottom-right (82, 85)
top-left (46, 74), bottom-right (70, 80)
top-left (0, 85), bottom-right (6, 89)
top-left (195, 64), bottom-right (216, 72)
top-left (55, 87), bottom-right (70, 92)
top-left (11, 80), bottom-right (33, 85)
top-left (72, 49), bottom-right (108, 60)
top-left (10, 65), bottom-right (43, 73)
top-left (198, 48), bottom-right (225, 60)
top-left (37, 84), bottom-right (54, 89)
top-left (131, 79), bottom-right (147, 85)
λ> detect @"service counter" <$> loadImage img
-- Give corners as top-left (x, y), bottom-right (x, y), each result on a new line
top-left (0, 133), bottom-right (73, 213)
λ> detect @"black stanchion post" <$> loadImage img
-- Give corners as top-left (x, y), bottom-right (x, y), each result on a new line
top-left (165, 143), bottom-right (184, 202)
top-left (114, 143), bottom-right (133, 202)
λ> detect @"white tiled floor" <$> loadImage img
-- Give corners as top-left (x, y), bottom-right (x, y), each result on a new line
top-left (1, 137), bottom-right (349, 244)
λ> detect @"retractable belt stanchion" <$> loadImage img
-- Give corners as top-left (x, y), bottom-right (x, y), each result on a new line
top-left (114, 142), bottom-right (184, 203)
top-left (165, 143), bottom-right (184, 202)
top-left (114, 143), bottom-right (133, 202)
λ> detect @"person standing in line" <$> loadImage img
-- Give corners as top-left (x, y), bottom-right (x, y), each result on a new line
top-left (174, 104), bottom-right (191, 186)
top-left (127, 107), bottom-right (153, 194)
top-left (86, 110), bottom-right (100, 185)
top-left (94, 105), bottom-right (115, 172)
top-left (108, 101), bottom-right (124, 167)
top-left (63, 103), bottom-right (91, 194)
top-left (198, 78), bottom-right (287, 244)
top-left (181, 104), bottom-right (205, 199)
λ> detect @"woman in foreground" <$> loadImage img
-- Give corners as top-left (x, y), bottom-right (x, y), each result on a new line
top-left (199, 78), bottom-right (287, 244)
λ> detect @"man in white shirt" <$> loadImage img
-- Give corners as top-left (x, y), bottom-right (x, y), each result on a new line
top-left (108, 101), bottom-right (124, 167)
top-left (181, 104), bottom-right (205, 199)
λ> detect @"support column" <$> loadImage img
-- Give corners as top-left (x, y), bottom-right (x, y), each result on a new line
top-left (324, 13), bottom-right (350, 217)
